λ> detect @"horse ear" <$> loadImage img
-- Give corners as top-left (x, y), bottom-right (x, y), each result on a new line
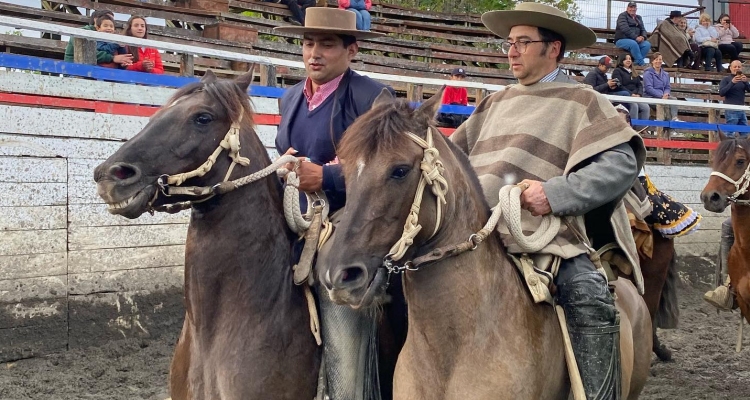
top-left (235, 64), bottom-right (256, 93)
top-left (201, 70), bottom-right (217, 83)
top-left (717, 126), bottom-right (728, 142)
top-left (416, 86), bottom-right (445, 119)
top-left (372, 88), bottom-right (393, 109)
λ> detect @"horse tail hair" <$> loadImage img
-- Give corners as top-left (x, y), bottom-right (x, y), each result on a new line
top-left (655, 247), bottom-right (680, 329)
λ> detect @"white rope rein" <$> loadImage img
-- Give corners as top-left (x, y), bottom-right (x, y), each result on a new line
top-left (387, 128), bottom-right (448, 262)
top-left (489, 184), bottom-right (561, 253)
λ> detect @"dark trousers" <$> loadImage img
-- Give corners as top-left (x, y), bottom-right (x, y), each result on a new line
top-left (700, 46), bottom-right (724, 72)
top-left (278, 0), bottom-right (315, 24)
top-left (719, 42), bottom-right (744, 61)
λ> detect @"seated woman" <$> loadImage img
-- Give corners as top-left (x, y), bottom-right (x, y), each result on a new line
top-left (643, 52), bottom-right (683, 135)
top-left (715, 13), bottom-right (743, 62)
top-left (694, 13), bottom-right (724, 72)
top-left (677, 17), bottom-right (701, 70)
top-left (94, 14), bottom-right (130, 69)
top-left (612, 53), bottom-right (650, 128)
top-left (123, 16), bottom-right (164, 74)
top-left (338, 0), bottom-right (371, 31)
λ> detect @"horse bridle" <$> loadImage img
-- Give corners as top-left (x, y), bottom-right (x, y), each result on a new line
top-left (381, 127), bottom-right (495, 278)
top-left (710, 144), bottom-right (750, 206)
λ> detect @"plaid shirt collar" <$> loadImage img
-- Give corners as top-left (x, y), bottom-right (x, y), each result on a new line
top-left (303, 72), bottom-right (345, 111)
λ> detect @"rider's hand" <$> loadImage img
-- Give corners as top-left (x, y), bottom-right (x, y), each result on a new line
top-left (519, 179), bottom-right (552, 216)
top-left (295, 158), bottom-right (323, 192)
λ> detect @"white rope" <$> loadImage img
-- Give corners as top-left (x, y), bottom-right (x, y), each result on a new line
top-left (482, 185), bottom-right (561, 253)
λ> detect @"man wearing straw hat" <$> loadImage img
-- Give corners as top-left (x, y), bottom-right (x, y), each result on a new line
top-left (274, 9), bottom-right (397, 400)
top-left (451, 3), bottom-right (646, 399)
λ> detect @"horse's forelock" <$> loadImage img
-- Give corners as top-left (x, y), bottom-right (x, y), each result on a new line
top-left (161, 79), bottom-right (254, 126)
top-left (714, 137), bottom-right (750, 169)
top-left (340, 100), bottom-right (428, 178)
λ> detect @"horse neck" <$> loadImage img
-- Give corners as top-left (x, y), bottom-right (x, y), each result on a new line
top-left (731, 204), bottom-right (750, 249)
top-left (184, 129), bottom-right (296, 328)
top-left (403, 139), bottom-right (536, 345)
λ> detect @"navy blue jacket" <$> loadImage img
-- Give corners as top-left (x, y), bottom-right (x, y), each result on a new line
top-left (276, 68), bottom-right (394, 212)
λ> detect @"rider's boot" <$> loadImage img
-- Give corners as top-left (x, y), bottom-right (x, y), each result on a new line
top-left (704, 218), bottom-right (735, 311)
top-left (558, 271), bottom-right (621, 400)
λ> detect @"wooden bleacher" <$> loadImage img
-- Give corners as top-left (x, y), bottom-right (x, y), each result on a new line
top-left (1, 0), bottom-right (749, 107)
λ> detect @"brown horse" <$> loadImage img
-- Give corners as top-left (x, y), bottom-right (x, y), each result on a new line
top-left (318, 91), bottom-right (653, 399)
top-left (640, 233), bottom-right (679, 361)
top-left (94, 71), bottom-right (320, 399)
top-left (700, 133), bottom-right (750, 325)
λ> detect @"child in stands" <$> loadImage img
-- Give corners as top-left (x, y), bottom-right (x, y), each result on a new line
top-left (94, 14), bottom-right (130, 69)
top-left (437, 67), bottom-right (469, 128)
top-left (123, 16), bottom-right (164, 74)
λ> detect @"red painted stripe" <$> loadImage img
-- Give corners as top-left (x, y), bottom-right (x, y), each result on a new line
top-left (642, 138), bottom-right (718, 150)
top-left (0, 92), bottom-right (282, 125)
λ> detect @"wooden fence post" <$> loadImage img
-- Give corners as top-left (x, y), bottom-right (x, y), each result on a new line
top-left (656, 104), bottom-right (671, 165)
top-left (260, 64), bottom-right (277, 87)
top-left (72, 37), bottom-right (96, 65)
top-left (407, 83), bottom-right (423, 102)
top-left (180, 54), bottom-right (194, 77)
top-left (708, 107), bottom-right (720, 163)
top-left (474, 88), bottom-right (487, 106)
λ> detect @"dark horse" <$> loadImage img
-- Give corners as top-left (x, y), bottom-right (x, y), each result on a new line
top-left (641, 232), bottom-right (679, 361)
top-left (700, 132), bottom-right (750, 325)
top-left (94, 71), bottom-right (320, 399)
top-left (318, 91), bottom-right (652, 399)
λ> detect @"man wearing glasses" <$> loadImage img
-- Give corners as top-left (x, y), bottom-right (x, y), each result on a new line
top-left (615, 1), bottom-right (651, 66)
top-left (451, 3), bottom-right (646, 399)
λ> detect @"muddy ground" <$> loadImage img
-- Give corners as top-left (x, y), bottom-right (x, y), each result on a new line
top-left (0, 260), bottom-right (747, 400)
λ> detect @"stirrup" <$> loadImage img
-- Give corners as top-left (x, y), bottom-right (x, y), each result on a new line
top-left (703, 285), bottom-right (733, 311)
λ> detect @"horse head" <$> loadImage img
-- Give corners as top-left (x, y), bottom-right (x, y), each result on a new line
top-left (94, 69), bottom-right (261, 218)
top-left (701, 129), bottom-right (750, 212)
top-left (319, 88), bottom-right (488, 308)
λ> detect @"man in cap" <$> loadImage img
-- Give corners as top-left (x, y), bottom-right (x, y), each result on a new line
top-left (274, 9), bottom-right (399, 400)
top-left (437, 67), bottom-right (470, 128)
top-left (615, 1), bottom-right (651, 66)
top-left (584, 56), bottom-right (633, 97)
top-left (451, 3), bottom-right (646, 399)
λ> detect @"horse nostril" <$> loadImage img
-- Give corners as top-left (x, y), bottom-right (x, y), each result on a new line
top-left (333, 265), bottom-right (368, 289)
top-left (108, 164), bottom-right (138, 181)
top-left (710, 192), bottom-right (721, 203)
top-left (341, 267), bottom-right (364, 283)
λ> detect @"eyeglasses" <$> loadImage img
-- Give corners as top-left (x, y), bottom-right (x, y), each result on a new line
top-left (722, 19), bottom-right (730, 23)
top-left (500, 40), bottom-right (550, 54)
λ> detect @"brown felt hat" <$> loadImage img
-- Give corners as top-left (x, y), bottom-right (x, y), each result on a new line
top-left (481, 2), bottom-right (596, 50)
top-left (274, 8), bottom-right (383, 39)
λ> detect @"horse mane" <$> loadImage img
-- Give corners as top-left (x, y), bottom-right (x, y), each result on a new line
top-left (163, 79), bottom-right (255, 126)
top-left (339, 97), bottom-right (489, 212)
top-left (714, 137), bottom-right (750, 168)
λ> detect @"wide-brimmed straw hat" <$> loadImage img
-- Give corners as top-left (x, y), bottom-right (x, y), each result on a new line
top-left (274, 8), bottom-right (383, 40)
top-left (481, 2), bottom-right (596, 50)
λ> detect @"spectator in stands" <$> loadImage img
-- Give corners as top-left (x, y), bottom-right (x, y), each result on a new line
top-left (123, 16), bottom-right (164, 74)
top-left (648, 10), bottom-right (691, 68)
top-left (264, 0), bottom-right (315, 26)
top-left (613, 53), bottom-right (650, 126)
top-left (584, 56), bottom-right (632, 98)
top-left (272, 9), bottom-right (392, 397)
top-left (338, 0), bottom-right (371, 31)
top-left (64, 9), bottom-right (133, 67)
top-left (615, 1), bottom-right (651, 66)
top-left (719, 60), bottom-right (750, 136)
top-left (715, 13), bottom-right (743, 62)
top-left (643, 52), bottom-right (682, 135)
top-left (677, 17), bottom-right (701, 70)
top-left (695, 13), bottom-right (724, 72)
top-left (94, 14), bottom-right (131, 69)
top-left (437, 67), bottom-right (469, 128)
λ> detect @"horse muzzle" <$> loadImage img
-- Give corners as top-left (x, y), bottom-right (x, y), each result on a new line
top-left (701, 189), bottom-right (730, 213)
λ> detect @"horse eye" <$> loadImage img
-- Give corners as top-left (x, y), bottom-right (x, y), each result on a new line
top-left (738, 159), bottom-right (746, 167)
top-left (194, 113), bottom-right (213, 125)
top-left (390, 166), bottom-right (411, 180)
